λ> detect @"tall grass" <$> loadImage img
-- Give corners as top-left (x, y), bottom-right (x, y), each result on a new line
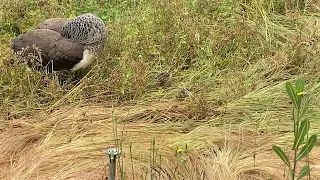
top-left (1, 0), bottom-right (320, 112)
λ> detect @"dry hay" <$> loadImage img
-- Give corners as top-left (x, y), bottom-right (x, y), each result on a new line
top-left (0, 98), bottom-right (320, 180)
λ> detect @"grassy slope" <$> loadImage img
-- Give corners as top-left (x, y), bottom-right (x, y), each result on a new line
top-left (1, 0), bottom-right (320, 179)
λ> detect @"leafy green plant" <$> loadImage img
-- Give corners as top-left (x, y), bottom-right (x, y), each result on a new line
top-left (273, 78), bottom-right (317, 180)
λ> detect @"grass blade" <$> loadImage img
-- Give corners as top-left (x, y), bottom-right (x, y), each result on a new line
top-left (296, 134), bottom-right (317, 161)
top-left (272, 145), bottom-right (290, 167)
top-left (293, 119), bottom-right (309, 150)
top-left (297, 165), bottom-right (311, 180)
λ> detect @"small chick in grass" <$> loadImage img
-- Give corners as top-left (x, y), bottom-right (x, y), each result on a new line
top-left (155, 72), bottom-right (172, 86)
top-left (176, 88), bottom-right (191, 99)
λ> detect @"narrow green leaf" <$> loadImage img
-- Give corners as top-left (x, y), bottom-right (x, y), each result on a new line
top-left (286, 82), bottom-right (298, 110)
top-left (295, 79), bottom-right (305, 110)
top-left (293, 119), bottom-right (309, 150)
top-left (272, 146), bottom-right (290, 167)
top-left (297, 165), bottom-right (311, 180)
top-left (296, 134), bottom-right (317, 161)
top-left (300, 94), bottom-right (311, 118)
top-left (295, 78), bottom-right (305, 95)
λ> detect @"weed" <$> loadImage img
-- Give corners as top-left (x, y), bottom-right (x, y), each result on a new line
top-left (273, 78), bottom-right (317, 180)
top-left (129, 137), bottom-right (135, 180)
top-left (150, 137), bottom-right (156, 180)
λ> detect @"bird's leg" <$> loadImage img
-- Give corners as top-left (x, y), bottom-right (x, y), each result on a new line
top-left (71, 49), bottom-right (95, 71)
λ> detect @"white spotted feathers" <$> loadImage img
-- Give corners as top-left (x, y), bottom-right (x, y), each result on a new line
top-left (61, 13), bottom-right (107, 71)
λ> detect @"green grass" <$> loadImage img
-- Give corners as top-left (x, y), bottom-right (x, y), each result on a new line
top-left (1, 0), bottom-right (320, 179)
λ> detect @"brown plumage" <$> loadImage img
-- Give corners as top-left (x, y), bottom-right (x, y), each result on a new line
top-left (155, 72), bottom-right (171, 86)
top-left (36, 18), bottom-right (71, 33)
top-left (11, 14), bottom-right (106, 72)
top-left (11, 28), bottom-right (84, 71)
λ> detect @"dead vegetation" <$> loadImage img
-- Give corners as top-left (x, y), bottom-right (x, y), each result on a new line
top-left (0, 94), bottom-right (320, 179)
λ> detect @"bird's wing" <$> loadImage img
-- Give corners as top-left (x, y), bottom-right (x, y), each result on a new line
top-left (12, 29), bottom-right (84, 71)
top-left (36, 18), bottom-right (71, 33)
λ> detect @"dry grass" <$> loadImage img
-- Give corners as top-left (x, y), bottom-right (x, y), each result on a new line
top-left (0, 96), bottom-right (320, 180)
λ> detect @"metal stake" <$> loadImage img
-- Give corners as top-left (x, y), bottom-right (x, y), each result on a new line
top-left (106, 147), bottom-right (121, 180)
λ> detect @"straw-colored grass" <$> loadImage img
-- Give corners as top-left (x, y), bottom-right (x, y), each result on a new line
top-left (1, 95), bottom-right (320, 180)
top-left (1, 0), bottom-right (320, 179)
